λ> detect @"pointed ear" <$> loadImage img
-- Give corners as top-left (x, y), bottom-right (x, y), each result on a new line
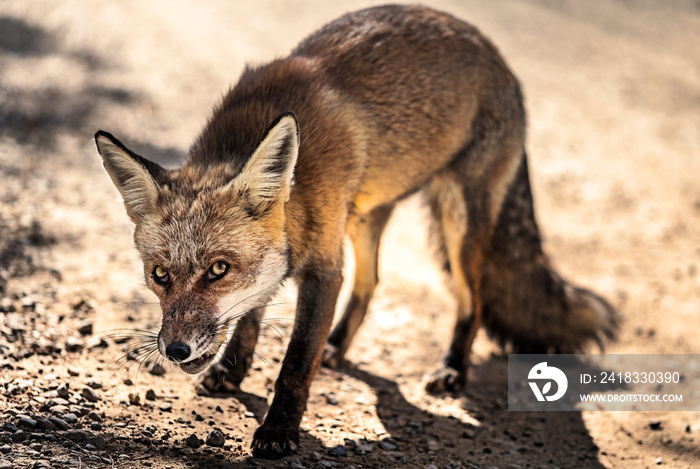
top-left (232, 112), bottom-right (299, 217)
top-left (94, 130), bottom-right (166, 223)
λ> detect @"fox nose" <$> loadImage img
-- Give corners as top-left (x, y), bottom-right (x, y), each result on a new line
top-left (165, 342), bottom-right (191, 362)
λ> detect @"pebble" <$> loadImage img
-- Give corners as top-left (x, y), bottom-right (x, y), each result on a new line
top-left (67, 368), bottom-right (80, 377)
top-left (47, 417), bottom-right (70, 431)
top-left (10, 430), bottom-right (26, 442)
top-left (145, 390), bottom-right (156, 400)
top-left (378, 439), bottom-right (397, 451)
top-left (655, 457), bottom-right (662, 465)
top-left (61, 414), bottom-right (78, 425)
top-left (29, 443), bottom-right (42, 451)
top-left (649, 420), bottom-right (662, 431)
top-left (289, 457), bottom-right (306, 469)
top-left (309, 451), bottom-right (322, 462)
top-left (354, 443), bottom-right (373, 455)
top-left (244, 411), bottom-right (255, 418)
top-left (427, 440), bottom-right (439, 451)
top-left (64, 429), bottom-right (93, 442)
top-left (65, 337), bottom-right (84, 352)
top-left (35, 418), bottom-right (57, 431)
top-left (0, 460), bottom-right (9, 469)
top-left (87, 411), bottom-right (102, 422)
top-left (77, 320), bottom-right (93, 336)
top-left (184, 434), bottom-right (203, 449)
top-left (147, 362), bottom-right (166, 376)
top-left (86, 380), bottom-right (102, 390)
top-left (315, 461), bottom-right (337, 468)
top-left (0, 446), bottom-right (10, 454)
top-left (206, 430), bottom-right (225, 447)
top-left (90, 422), bottom-right (102, 431)
top-left (18, 417), bottom-right (37, 429)
top-left (327, 445), bottom-right (347, 457)
top-left (159, 403), bottom-right (172, 412)
top-left (128, 393), bottom-right (140, 405)
top-left (81, 387), bottom-right (100, 402)
top-left (57, 383), bottom-right (69, 398)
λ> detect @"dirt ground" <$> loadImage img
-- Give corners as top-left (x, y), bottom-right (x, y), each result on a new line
top-left (1, 1), bottom-right (699, 468)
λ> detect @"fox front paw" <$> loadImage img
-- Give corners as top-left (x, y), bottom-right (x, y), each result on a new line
top-left (424, 366), bottom-right (466, 394)
top-left (321, 343), bottom-right (343, 369)
top-left (251, 423), bottom-right (299, 458)
top-left (196, 363), bottom-right (241, 395)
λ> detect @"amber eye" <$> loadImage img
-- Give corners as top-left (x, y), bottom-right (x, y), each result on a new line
top-left (207, 261), bottom-right (229, 282)
top-left (153, 266), bottom-right (170, 286)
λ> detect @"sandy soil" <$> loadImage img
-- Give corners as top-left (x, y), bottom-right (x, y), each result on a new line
top-left (1, 1), bottom-right (699, 468)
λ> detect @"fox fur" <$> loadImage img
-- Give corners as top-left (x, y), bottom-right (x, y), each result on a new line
top-left (95, 5), bottom-right (618, 458)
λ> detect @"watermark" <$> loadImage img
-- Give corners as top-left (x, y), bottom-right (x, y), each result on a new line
top-left (508, 354), bottom-right (700, 411)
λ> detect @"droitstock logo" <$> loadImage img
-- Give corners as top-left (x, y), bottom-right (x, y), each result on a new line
top-left (528, 362), bottom-right (568, 402)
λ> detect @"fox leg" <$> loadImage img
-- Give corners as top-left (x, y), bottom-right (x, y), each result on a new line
top-left (252, 263), bottom-right (343, 457)
top-left (423, 173), bottom-right (489, 392)
top-left (197, 307), bottom-right (262, 394)
top-left (323, 204), bottom-right (394, 368)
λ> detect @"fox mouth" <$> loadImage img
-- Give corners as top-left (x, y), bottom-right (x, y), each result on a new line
top-left (175, 327), bottom-right (229, 374)
top-left (178, 351), bottom-right (216, 374)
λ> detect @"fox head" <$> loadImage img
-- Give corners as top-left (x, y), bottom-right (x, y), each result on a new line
top-left (95, 113), bottom-right (299, 374)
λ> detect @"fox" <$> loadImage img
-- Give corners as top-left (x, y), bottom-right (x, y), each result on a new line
top-left (94, 5), bottom-right (618, 458)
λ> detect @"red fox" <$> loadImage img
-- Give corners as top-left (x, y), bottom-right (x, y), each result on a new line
top-left (95, 5), bottom-right (617, 458)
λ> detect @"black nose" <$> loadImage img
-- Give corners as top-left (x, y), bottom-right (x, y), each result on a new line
top-left (165, 342), bottom-right (191, 362)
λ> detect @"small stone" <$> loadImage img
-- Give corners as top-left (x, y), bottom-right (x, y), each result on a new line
top-left (378, 440), bottom-right (398, 451)
top-left (35, 418), bottom-right (57, 431)
top-left (145, 389), bottom-right (156, 400)
top-left (65, 337), bottom-right (84, 352)
top-left (426, 440), bottom-right (439, 451)
top-left (81, 387), bottom-right (100, 402)
top-left (315, 461), bottom-right (337, 468)
top-left (67, 368), bottom-right (80, 377)
top-left (77, 320), bottom-right (93, 336)
top-left (86, 380), bottom-right (102, 390)
top-left (309, 451), bottom-right (322, 462)
top-left (159, 403), bottom-right (172, 412)
top-left (184, 434), bottom-right (202, 449)
top-left (0, 460), bottom-right (11, 469)
top-left (47, 417), bottom-right (70, 431)
top-left (649, 420), bottom-right (662, 431)
top-left (289, 457), bottom-right (306, 469)
top-left (323, 393), bottom-right (339, 405)
top-left (90, 422), bottom-right (102, 431)
top-left (128, 393), bottom-right (140, 405)
top-left (49, 405), bottom-right (69, 415)
top-left (656, 457), bottom-right (662, 465)
top-left (64, 429), bottom-right (93, 443)
top-left (2, 423), bottom-right (16, 433)
top-left (123, 378), bottom-right (133, 386)
top-left (147, 362), bottom-right (166, 376)
top-left (30, 443), bottom-right (42, 451)
top-left (57, 383), bottom-right (69, 398)
top-left (0, 298), bottom-right (14, 313)
top-left (18, 417), bottom-right (37, 429)
top-left (87, 412), bottom-right (102, 422)
top-left (86, 435), bottom-right (107, 450)
top-left (244, 411), bottom-right (255, 418)
top-left (61, 414), bottom-right (78, 424)
top-left (327, 445), bottom-right (347, 457)
top-left (354, 443), bottom-right (373, 455)
top-left (0, 446), bottom-right (10, 454)
top-left (10, 430), bottom-right (26, 442)
top-left (206, 430), bottom-right (225, 447)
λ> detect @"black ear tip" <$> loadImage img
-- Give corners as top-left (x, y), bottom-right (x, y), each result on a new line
top-left (94, 129), bottom-right (114, 141)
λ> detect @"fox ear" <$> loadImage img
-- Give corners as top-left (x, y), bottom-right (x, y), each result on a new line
top-left (233, 112), bottom-right (299, 217)
top-left (94, 130), bottom-right (165, 223)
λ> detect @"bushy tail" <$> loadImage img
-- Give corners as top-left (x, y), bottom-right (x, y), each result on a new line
top-left (480, 153), bottom-right (619, 353)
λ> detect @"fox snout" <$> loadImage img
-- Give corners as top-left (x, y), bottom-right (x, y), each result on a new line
top-left (156, 298), bottom-right (228, 374)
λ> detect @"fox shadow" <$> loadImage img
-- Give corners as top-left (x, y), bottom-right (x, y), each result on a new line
top-left (340, 355), bottom-right (607, 468)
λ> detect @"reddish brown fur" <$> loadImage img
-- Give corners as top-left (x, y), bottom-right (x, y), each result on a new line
top-left (96, 5), bottom-right (617, 458)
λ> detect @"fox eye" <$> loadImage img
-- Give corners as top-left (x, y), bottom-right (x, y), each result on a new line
top-left (153, 266), bottom-right (170, 286)
top-left (207, 261), bottom-right (229, 281)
